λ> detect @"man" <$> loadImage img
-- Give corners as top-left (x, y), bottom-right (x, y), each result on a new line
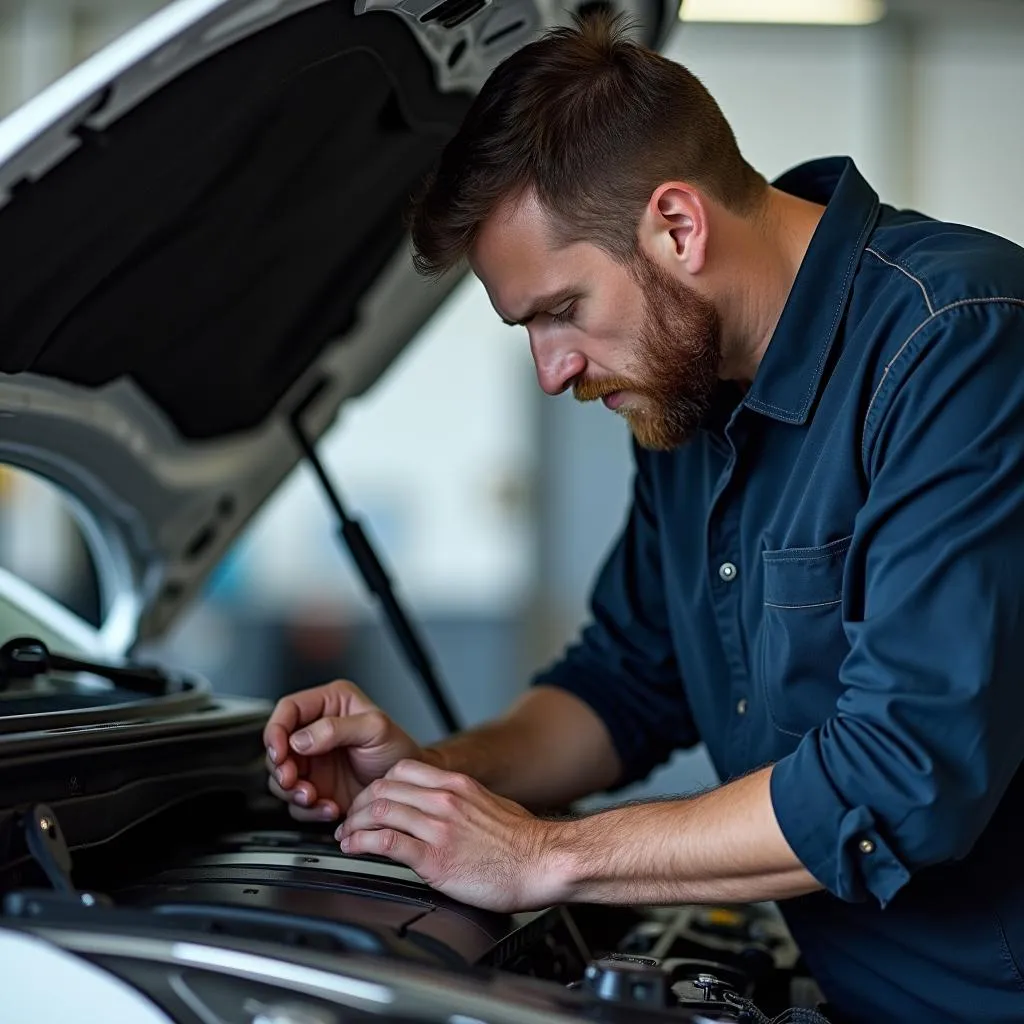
top-left (264, 14), bottom-right (1024, 1022)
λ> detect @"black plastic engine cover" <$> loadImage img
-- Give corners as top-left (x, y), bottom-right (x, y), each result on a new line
top-left (112, 828), bottom-right (565, 969)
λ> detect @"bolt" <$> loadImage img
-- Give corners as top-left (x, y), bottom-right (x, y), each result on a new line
top-left (694, 974), bottom-right (719, 1001)
top-left (81, 893), bottom-right (96, 907)
top-left (39, 817), bottom-right (53, 832)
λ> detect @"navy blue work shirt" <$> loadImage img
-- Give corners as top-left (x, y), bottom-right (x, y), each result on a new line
top-left (534, 157), bottom-right (1024, 1023)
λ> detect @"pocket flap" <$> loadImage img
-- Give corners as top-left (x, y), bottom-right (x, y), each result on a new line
top-left (762, 536), bottom-right (852, 609)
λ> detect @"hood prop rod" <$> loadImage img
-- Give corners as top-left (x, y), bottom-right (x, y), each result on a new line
top-left (288, 403), bottom-right (461, 735)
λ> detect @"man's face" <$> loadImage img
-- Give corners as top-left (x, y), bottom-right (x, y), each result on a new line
top-left (470, 193), bottom-right (722, 451)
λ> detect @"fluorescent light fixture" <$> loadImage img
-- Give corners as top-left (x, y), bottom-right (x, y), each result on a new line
top-left (680, 0), bottom-right (885, 25)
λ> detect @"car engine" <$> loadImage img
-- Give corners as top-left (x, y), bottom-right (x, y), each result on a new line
top-left (0, 657), bottom-right (824, 1024)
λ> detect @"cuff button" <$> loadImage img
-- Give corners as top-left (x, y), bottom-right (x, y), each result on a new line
top-left (858, 838), bottom-right (876, 855)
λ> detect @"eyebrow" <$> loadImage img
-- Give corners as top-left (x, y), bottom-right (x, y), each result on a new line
top-left (498, 287), bottom-right (579, 327)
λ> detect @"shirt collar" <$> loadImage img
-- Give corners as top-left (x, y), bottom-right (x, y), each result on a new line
top-left (742, 156), bottom-right (880, 425)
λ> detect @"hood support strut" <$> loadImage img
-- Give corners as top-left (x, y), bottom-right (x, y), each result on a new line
top-left (289, 394), bottom-right (461, 736)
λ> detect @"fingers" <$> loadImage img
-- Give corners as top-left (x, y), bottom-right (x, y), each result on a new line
top-left (265, 689), bottom-right (329, 764)
top-left (267, 773), bottom-right (315, 806)
top-left (265, 751), bottom-right (302, 791)
top-left (347, 778), bottom-right (456, 820)
top-left (266, 774), bottom-right (339, 821)
top-left (263, 721), bottom-right (290, 768)
top-left (289, 800), bottom-right (341, 823)
top-left (288, 710), bottom-right (389, 757)
top-left (386, 758), bottom-right (477, 793)
top-left (264, 680), bottom-right (372, 763)
top-left (265, 751), bottom-right (315, 795)
top-left (337, 796), bottom-right (442, 847)
top-left (339, 826), bottom-right (428, 872)
top-left (286, 800), bottom-right (340, 823)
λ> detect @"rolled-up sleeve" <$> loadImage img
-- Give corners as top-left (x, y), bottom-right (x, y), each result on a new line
top-left (532, 443), bottom-right (699, 787)
top-left (772, 301), bottom-right (1024, 906)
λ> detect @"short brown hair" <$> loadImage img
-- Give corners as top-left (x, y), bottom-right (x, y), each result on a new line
top-left (409, 11), bottom-right (766, 277)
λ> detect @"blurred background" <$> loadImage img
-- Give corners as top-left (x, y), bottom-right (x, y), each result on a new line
top-left (1, 0), bottom-right (1023, 804)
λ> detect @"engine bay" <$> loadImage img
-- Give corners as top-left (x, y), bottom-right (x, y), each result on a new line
top-left (1, 777), bottom-right (822, 1024)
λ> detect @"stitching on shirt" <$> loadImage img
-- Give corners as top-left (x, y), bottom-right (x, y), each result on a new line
top-left (764, 597), bottom-right (843, 610)
top-left (862, 297), bottom-right (1024, 465)
top-left (762, 535), bottom-right (854, 564)
top-left (992, 910), bottom-right (1024, 991)
top-left (746, 202), bottom-right (878, 423)
top-left (800, 210), bottom-right (879, 415)
top-left (743, 395), bottom-right (801, 420)
top-left (865, 246), bottom-right (935, 315)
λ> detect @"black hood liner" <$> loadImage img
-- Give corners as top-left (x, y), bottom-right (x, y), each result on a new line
top-left (0, 2), bottom-right (470, 439)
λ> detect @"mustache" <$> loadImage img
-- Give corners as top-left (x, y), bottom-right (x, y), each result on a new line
top-left (572, 375), bottom-right (638, 403)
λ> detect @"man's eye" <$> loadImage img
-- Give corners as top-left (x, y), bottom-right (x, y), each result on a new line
top-left (550, 302), bottom-right (577, 325)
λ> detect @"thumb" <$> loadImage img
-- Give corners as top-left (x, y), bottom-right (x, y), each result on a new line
top-left (289, 710), bottom-right (389, 756)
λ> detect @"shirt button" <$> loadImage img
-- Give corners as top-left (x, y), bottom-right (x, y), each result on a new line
top-left (736, 698), bottom-right (748, 715)
top-left (858, 838), bottom-right (876, 855)
top-left (718, 561), bottom-right (738, 582)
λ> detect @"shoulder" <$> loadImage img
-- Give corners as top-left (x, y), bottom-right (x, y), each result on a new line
top-left (863, 207), bottom-right (1024, 319)
top-left (852, 211), bottom-right (1024, 459)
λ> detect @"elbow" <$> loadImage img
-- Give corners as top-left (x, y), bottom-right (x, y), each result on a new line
top-left (895, 792), bottom-right (996, 871)
top-left (771, 729), bottom-right (1007, 909)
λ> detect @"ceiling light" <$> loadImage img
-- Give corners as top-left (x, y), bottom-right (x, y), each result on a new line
top-left (679, 0), bottom-right (886, 25)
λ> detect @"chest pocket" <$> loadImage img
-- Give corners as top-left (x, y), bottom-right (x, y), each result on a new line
top-left (757, 535), bottom-right (852, 738)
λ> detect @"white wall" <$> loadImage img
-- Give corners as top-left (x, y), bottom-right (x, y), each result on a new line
top-left (664, 21), bottom-right (913, 199)
top-left (665, 13), bottom-right (1024, 236)
top-left (911, 19), bottom-right (1024, 245)
top-left (243, 277), bottom-right (538, 616)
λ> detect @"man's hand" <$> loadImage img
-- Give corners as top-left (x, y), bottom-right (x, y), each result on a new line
top-left (339, 764), bottom-right (821, 912)
top-left (336, 759), bottom-right (562, 912)
top-left (263, 680), bottom-right (426, 822)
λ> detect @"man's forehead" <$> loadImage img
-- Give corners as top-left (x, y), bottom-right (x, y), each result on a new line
top-left (472, 192), bottom-right (554, 269)
top-left (470, 193), bottom-right (580, 319)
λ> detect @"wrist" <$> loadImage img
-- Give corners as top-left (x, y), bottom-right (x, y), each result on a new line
top-left (532, 818), bottom-right (586, 906)
top-left (419, 745), bottom-right (448, 772)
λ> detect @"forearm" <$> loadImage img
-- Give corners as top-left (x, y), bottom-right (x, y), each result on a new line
top-left (424, 685), bottom-right (622, 810)
top-left (547, 765), bottom-right (821, 905)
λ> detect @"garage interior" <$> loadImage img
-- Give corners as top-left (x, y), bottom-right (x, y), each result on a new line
top-left (2, 1), bottom-right (1024, 1020)
top-left (1, 0), bottom-right (1022, 808)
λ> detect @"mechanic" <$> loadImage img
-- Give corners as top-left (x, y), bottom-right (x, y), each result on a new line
top-left (265, 14), bottom-right (1024, 1022)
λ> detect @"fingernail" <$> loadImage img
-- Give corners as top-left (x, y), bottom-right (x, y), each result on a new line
top-left (334, 825), bottom-right (344, 840)
top-left (291, 730), bottom-right (312, 752)
top-left (267, 745), bottom-right (278, 764)
top-left (320, 806), bottom-right (335, 820)
top-left (295, 791), bottom-right (310, 806)
top-left (274, 768), bottom-right (284, 785)
top-left (340, 836), bottom-right (351, 852)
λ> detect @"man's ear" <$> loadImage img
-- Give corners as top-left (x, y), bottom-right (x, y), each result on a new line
top-left (636, 183), bottom-right (709, 276)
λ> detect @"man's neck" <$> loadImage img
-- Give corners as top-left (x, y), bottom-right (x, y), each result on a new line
top-left (716, 187), bottom-right (826, 385)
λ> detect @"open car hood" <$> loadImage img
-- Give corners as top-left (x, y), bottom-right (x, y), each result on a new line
top-left (0, 0), bottom-right (678, 660)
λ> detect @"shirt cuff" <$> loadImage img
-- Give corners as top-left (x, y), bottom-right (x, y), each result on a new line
top-left (770, 731), bottom-right (913, 907)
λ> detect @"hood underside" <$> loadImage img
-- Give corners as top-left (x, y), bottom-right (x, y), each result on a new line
top-left (0, 0), bottom-right (480, 438)
top-left (0, 0), bottom-right (676, 657)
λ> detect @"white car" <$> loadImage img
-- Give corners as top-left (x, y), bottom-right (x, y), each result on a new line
top-left (0, 3), bottom-right (810, 1022)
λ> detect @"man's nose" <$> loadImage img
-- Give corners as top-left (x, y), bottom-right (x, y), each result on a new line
top-left (530, 332), bottom-right (586, 396)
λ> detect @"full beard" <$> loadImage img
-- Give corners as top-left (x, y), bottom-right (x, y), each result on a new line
top-left (573, 251), bottom-right (722, 451)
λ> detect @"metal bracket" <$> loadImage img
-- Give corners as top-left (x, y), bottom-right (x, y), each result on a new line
top-left (20, 804), bottom-right (74, 893)
top-left (5, 805), bottom-right (109, 916)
